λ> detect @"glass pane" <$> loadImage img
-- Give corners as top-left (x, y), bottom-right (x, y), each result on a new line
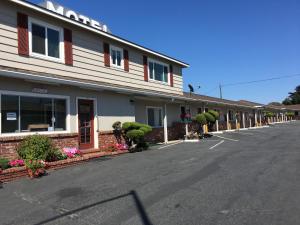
top-left (112, 50), bottom-right (116, 65)
top-left (156, 109), bottom-right (162, 127)
top-left (149, 62), bottom-right (154, 79)
top-left (47, 28), bottom-right (60, 58)
top-left (54, 99), bottom-right (66, 131)
top-left (32, 23), bottom-right (46, 55)
top-left (147, 108), bottom-right (155, 127)
top-left (116, 51), bottom-right (121, 66)
top-left (163, 66), bottom-right (168, 83)
top-left (1, 95), bottom-right (19, 133)
top-left (154, 63), bottom-right (164, 81)
top-left (20, 97), bottom-right (52, 132)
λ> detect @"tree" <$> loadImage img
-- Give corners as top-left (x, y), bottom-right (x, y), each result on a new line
top-left (282, 85), bottom-right (300, 105)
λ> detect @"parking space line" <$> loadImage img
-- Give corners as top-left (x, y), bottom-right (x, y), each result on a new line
top-left (158, 141), bottom-right (182, 149)
top-left (236, 132), bottom-right (254, 135)
top-left (209, 140), bottom-right (225, 150)
top-left (214, 135), bottom-right (239, 142)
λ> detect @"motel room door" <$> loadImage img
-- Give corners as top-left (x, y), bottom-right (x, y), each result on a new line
top-left (78, 99), bottom-right (94, 149)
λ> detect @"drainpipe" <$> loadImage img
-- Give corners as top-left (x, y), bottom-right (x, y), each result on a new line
top-left (242, 112), bottom-right (245, 128)
top-left (164, 103), bottom-right (168, 144)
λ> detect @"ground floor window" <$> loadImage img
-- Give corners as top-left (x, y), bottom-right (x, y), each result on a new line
top-left (147, 107), bottom-right (162, 127)
top-left (1, 94), bottom-right (67, 134)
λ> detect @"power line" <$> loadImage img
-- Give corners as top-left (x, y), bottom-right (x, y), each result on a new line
top-left (222, 73), bottom-right (300, 87)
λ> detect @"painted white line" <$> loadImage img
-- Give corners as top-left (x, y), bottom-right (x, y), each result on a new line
top-left (214, 135), bottom-right (239, 142)
top-left (236, 132), bottom-right (254, 135)
top-left (158, 141), bottom-right (182, 149)
top-left (209, 140), bottom-right (225, 150)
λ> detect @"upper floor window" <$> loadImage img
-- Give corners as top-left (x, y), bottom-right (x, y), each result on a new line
top-left (29, 19), bottom-right (64, 62)
top-left (110, 45), bottom-right (123, 68)
top-left (148, 59), bottom-right (169, 84)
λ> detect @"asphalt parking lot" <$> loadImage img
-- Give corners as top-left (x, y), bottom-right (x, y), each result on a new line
top-left (1, 121), bottom-right (299, 225)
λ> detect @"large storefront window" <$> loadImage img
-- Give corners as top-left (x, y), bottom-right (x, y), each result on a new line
top-left (1, 94), bottom-right (67, 134)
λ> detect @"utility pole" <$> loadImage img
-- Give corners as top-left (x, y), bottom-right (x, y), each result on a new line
top-left (219, 84), bottom-right (223, 99)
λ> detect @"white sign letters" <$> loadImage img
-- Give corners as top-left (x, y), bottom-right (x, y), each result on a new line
top-left (43, 1), bottom-right (108, 32)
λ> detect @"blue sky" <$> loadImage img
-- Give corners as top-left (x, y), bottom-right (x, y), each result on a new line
top-left (31, 0), bottom-right (300, 104)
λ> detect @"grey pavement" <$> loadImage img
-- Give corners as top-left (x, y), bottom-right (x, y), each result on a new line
top-left (0, 122), bottom-right (299, 225)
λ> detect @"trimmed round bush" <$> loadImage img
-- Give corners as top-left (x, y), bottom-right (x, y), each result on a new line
top-left (126, 129), bottom-right (145, 140)
top-left (122, 122), bottom-right (140, 131)
top-left (204, 112), bottom-right (216, 123)
top-left (196, 113), bottom-right (207, 125)
top-left (139, 124), bottom-right (152, 134)
top-left (17, 135), bottom-right (56, 160)
top-left (208, 110), bottom-right (219, 120)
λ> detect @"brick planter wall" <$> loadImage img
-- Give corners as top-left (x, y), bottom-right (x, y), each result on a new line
top-left (98, 131), bottom-right (125, 149)
top-left (0, 133), bottom-right (79, 160)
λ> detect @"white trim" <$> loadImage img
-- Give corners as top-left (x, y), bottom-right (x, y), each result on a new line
top-left (146, 106), bottom-right (163, 128)
top-left (28, 17), bottom-right (64, 63)
top-left (148, 58), bottom-right (169, 85)
top-left (0, 90), bottom-right (70, 136)
top-left (76, 97), bottom-right (98, 149)
top-left (9, 0), bottom-right (189, 68)
top-left (110, 45), bottom-right (124, 69)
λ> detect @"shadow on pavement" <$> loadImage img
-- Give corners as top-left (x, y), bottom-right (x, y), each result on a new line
top-left (33, 190), bottom-right (152, 225)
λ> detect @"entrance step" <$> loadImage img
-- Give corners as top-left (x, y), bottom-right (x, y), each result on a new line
top-left (81, 148), bottom-right (102, 155)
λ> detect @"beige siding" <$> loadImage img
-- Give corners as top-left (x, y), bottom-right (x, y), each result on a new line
top-left (0, 1), bottom-right (184, 95)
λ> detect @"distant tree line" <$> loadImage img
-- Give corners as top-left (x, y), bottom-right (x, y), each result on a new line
top-left (282, 85), bottom-right (300, 105)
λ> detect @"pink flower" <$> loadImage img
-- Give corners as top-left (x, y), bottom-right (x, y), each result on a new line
top-left (9, 159), bottom-right (25, 167)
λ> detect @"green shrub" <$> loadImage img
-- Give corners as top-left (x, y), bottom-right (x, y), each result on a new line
top-left (45, 149), bottom-right (67, 162)
top-left (17, 135), bottom-right (56, 161)
top-left (126, 129), bottom-right (145, 140)
top-left (204, 112), bottom-right (216, 123)
top-left (121, 122), bottom-right (152, 151)
top-left (208, 110), bottom-right (219, 120)
top-left (265, 111), bottom-right (275, 118)
top-left (195, 113), bottom-right (207, 125)
top-left (286, 112), bottom-right (295, 117)
top-left (0, 158), bottom-right (10, 170)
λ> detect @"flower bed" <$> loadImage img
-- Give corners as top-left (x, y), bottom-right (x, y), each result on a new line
top-left (0, 150), bottom-right (129, 183)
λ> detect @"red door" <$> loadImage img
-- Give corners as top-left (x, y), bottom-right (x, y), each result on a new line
top-left (78, 99), bottom-right (94, 150)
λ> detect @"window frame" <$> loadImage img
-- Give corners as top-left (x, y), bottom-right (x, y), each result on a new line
top-left (0, 90), bottom-right (70, 136)
top-left (148, 58), bottom-right (169, 85)
top-left (28, 17), bottom-right (64, 63)
top-left (110, 45), bottom-right (124, 69)
top-left (146, 106), bottom-right (163, 128)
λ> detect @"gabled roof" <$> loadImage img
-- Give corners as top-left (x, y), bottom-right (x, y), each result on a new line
top-left (283, 104), bottom-right (300, 110)
top-left (238, 100), bottom-right (264, 107)
top-left (10, 0), bottom-right (189, 67)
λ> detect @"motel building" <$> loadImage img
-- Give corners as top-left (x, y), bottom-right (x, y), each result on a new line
top-left (0, 0), bottom-right (294, 160)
